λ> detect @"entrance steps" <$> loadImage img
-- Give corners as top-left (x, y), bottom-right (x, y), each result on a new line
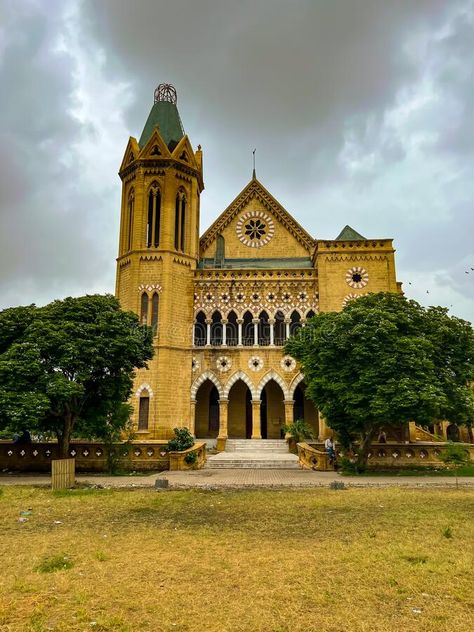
top-left (225, 439), bottom-right (290, 453)
top-left (206, 439), bottom-right (299, 469)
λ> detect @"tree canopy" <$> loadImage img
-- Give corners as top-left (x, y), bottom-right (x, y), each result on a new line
top-left (0, 294), bottom-right (154, 457)
top-left (286, 293), bottom-right (474, 466)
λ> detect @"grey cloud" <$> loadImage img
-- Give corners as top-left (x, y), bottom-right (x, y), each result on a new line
top-left (0, 0), bottom-right (473, 323)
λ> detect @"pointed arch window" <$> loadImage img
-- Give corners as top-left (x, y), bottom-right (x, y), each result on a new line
top-left (258, 310), bottom-right (271, 346)
top-left (138, 390), bottom-right (150, 431)
top-left (151, 293), bottom-right (159, 336)
top-left (147, 183), bottom-right (161, 248)
top-left (127, 189), bottom-right (134, 252)
top-left (290, 310), bottom-right (302, 336)
top-left (141, 292), bottom-right (149, 325)
top-left (194, 311), bottom-right (206, 346)
top-left (210, 311), bottom-right (223, 346)
top-left (242, 311), bottom-right (254, 346)
top-left (274, 310), bottom-right (286, 345)
top-left (175, 191), bottom-right (187, 251)
top-left (226, 310), bottom-right (238, 346)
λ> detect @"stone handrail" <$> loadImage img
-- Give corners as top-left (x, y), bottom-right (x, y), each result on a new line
top-left (297, 442), bottom-right (331, 471)
top-left (298, 441), bottom-right (474, 471)
top-left (0, 440), bottom-right (171, 472)
top-left (168, 441), bottom-right (207, 471)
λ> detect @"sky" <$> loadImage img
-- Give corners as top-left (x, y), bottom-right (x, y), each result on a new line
top-left (0, 0), bottom-right (473, 323)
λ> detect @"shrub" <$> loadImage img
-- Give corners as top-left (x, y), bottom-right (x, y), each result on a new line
top-left (184, 451), bottom-right (198, 465)
top-left (282, 419), bottom-right (315, 443)
top-left (167, 427), bottom-right (194, 452)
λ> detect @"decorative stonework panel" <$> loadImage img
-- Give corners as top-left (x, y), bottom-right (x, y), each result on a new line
top-left (138, 283), bottom-right (163, 293)
top-left (248, 356), bottom-right (264, 372)
top-left (192, 358), bottom-right (200, 371)
top-left (342, 293), bottom-right (361, 308)
top-left (281, 355), bottom-right (296, 372)
top-left (345, 266), bottom-right (369, 289)
top-left (216, 356), bottom-right (232, 372)
top-left (236, 211), bottom-right (275, 248)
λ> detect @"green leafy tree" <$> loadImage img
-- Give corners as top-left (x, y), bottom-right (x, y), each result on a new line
top-left (286, 293), bottom-right (474, 469)
top-left (0, 295), bottom-right (153, 458)
top-left (439, 443), bottom-right (472, 488)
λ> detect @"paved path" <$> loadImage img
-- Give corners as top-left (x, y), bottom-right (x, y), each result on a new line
top-left (1, 470), bottom-right (474, 489)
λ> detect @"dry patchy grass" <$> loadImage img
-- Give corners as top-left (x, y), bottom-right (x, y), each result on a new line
top-left (0, 486), bottom-right (473, 631)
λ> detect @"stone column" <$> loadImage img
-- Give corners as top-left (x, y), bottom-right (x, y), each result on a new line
top-left (222, 319), bottom-right (227, 347)
top-left (269, 318), bottom-right (275, 347)
top-left (284, 399), bottom-right (294, 438)
top-left (284, 318), bottom-right (290, 341)
top-left (251, 399), bottom-right (262, 439)
top-left (189, 399), bottom-right (196, 437)
top-left (439, 421), bottom-right (449, 441)
top-left (252, 318), bottom-right (259, 346)
top-left (318, 413), bottom-right (331, 441)
top-left (237, 319), bottom-right (243, 347)
top-left (205, 319), bottom-right (211, 347)
top-left (217, 398), bottom-right (228, 452)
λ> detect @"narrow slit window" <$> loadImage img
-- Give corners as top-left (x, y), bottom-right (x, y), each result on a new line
top-left (138, 394), bottom-right (150, 430)
top-left (141, 293), bottom-right (149, 325)
top-left (154, 191), bottom-right (161, 247)
top-left (127, 194), bottom-right (134, 251)
top-left (151, 293), bottom-right (159, 335)
top-left (147, 192), bottom-right (154, 248)
top-left (180, 197), bottom-right (186, 251)
top-left (174, 195), bottom-right (180, 250)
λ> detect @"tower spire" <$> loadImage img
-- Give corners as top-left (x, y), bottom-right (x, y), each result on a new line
top-left (139, 83), bottom-right (184, 149)
top-left (252, 148), bottom-right (256, 179)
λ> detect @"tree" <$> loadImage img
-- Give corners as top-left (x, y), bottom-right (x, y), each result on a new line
top-left (0, 295), bottom-right (154, 458)
top-left (439, 443), bottom-right (472, 488)
top-left (286, 293), bottom-right (474, 469)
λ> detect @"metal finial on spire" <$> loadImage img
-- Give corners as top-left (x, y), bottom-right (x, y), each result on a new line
top-left (252, 148), bottom-right (256, 179)
top-left (154, 84), bottom-right (177, 104)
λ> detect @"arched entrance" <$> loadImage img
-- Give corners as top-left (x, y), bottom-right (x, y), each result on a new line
top-left (228, 380), bottom-right (252, 439)
top-left (293, 382), bottom-right (318, 437)
top-left (260, 380), bottom-right (285, 439)
top-left (195, 380), bottom-right (220, 438)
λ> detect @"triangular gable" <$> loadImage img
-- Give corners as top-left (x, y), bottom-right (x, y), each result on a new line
top-left (200, 177), bottom-right (315, 253)
top-left (138, 128), bottom-right (172, 160)
top-left (171, 135), bottom-right (198, 170)
top-left (119, 137), bottom-right (140, 173)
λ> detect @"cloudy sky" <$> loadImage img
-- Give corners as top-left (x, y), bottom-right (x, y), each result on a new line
top-left (1, 0), bottom-right (473, 322)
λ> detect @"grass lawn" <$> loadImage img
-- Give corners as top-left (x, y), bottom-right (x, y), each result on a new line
top-left (0, 486), bottom-right (473, 632)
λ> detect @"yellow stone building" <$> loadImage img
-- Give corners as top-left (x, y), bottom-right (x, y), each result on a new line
top-left (115, 84), bottom-right (401, 448)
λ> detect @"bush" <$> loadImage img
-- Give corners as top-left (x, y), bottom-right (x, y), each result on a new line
top-left (282, 419), bottom-right (315, 443)
top-left (184, 451), bottom-right (198, 465)
top-left (339, 457), bottom-right (367, 475)
top-left (167, 427), bottom-right (194, 452)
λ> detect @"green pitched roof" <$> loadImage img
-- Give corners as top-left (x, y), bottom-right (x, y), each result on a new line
top-left (335, 225), bottom-right (366, 241)
top-left (138, 100), bottom-right (185, 149)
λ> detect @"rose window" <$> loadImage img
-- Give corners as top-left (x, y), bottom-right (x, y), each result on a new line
top-left (248, 356), bottom-right (264, 372)
top-left (236, 211), bottom-right (275, 247)
top-left (216, 356), bottom-right (232, 373)
top-left (345, 267), bottom-right (369, 289)
top-left (280, 355), bottom-right (296, 372)
top-left (245, 218), bottom-right (266, 240)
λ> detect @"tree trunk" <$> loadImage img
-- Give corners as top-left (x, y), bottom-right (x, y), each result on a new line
top-left (57, 413), bottom-right (74, 459)
top-left (356, 428), bottom-right (377, 470)
top-left (468, 426), bottom-right (473, 444)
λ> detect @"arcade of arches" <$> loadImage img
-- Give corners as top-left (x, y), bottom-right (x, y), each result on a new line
top-left (194, 376), bottom-right (318, 440)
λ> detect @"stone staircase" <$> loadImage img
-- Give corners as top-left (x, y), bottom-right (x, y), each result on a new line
top-left (206, 439), bottom-right (300, 469)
